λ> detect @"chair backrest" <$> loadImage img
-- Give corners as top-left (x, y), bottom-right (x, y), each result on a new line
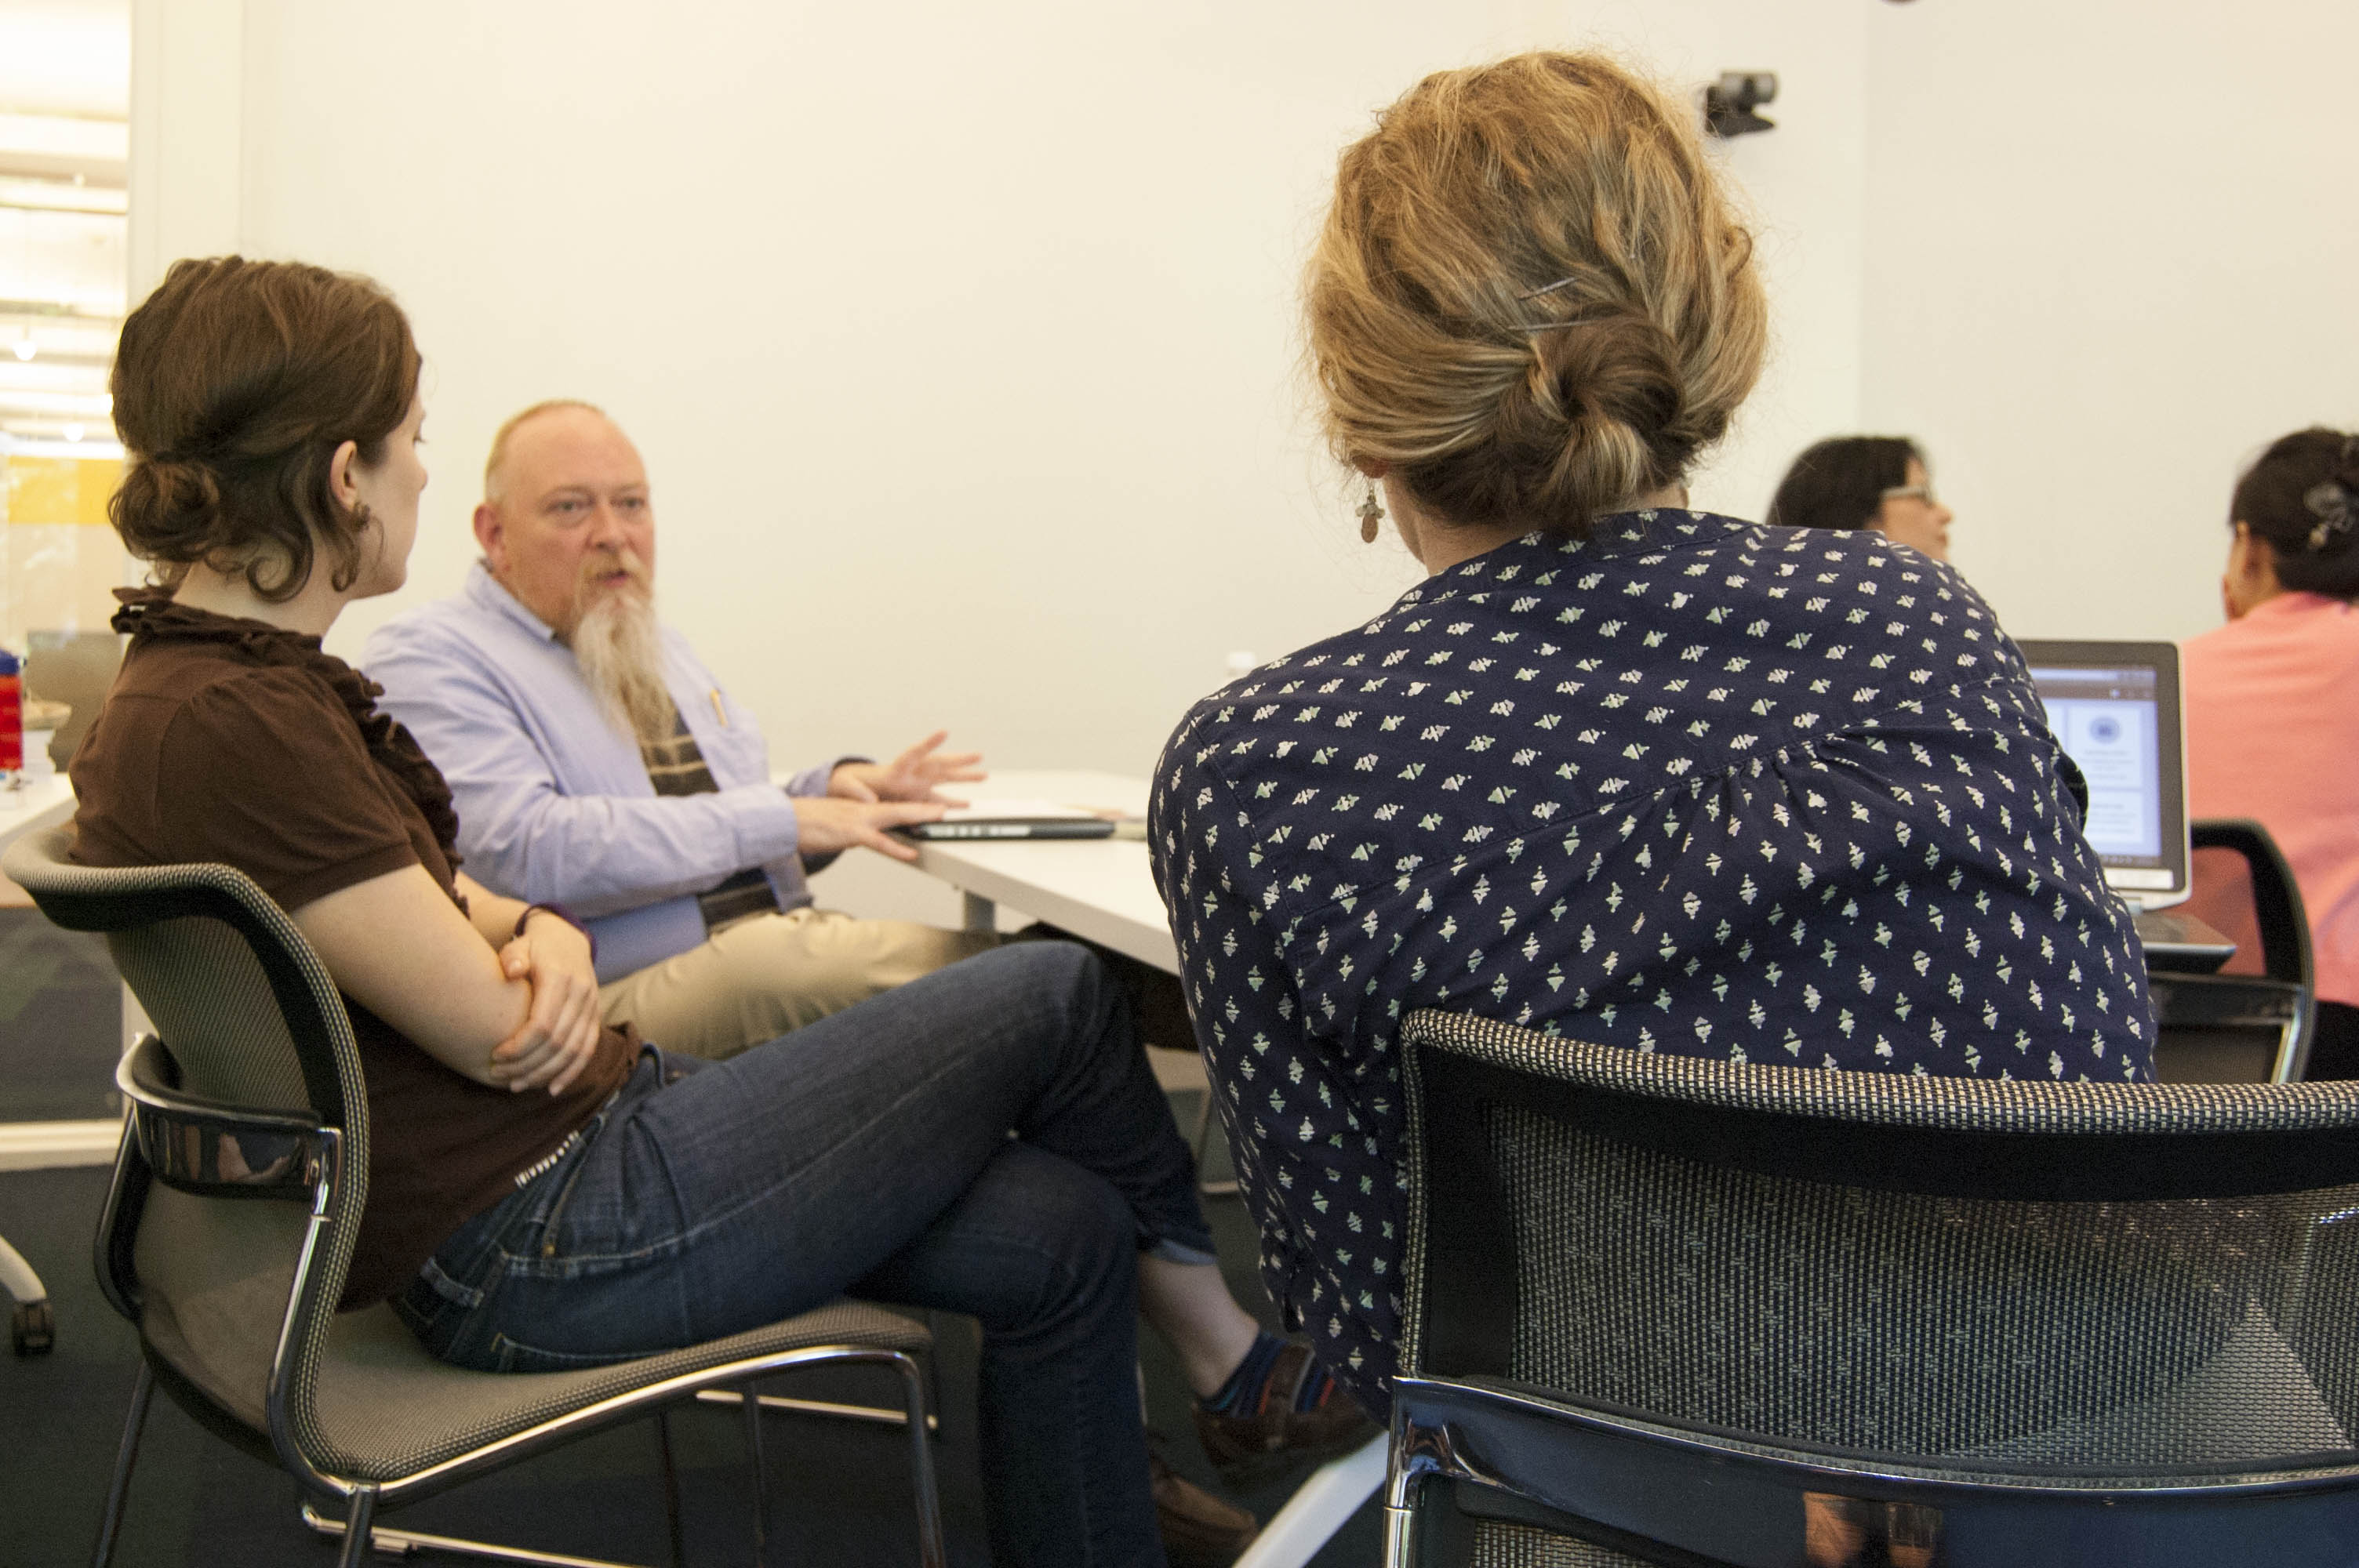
top-left (0, 824), bottom-right (367, 1461)
top-left (2156, 817), bottom-right (2315, 1082)
top-left (1400, 1008), bottom-right (2359, 1481)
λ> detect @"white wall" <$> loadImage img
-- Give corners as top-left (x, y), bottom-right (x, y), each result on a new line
top-left (184, 0), bottom-right (1868, 781)
top-left (111, 1), bottom-right (2359, 929)
top-left (1860, 0), bottom-right (2359, 642)
top-left (126, 0), bottom-right (238, 299)
top-left (120, 1), bottom-right (2359, 750)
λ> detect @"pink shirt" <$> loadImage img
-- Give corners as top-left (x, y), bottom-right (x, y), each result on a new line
top-left (2183, 592), bottom-right (2359, 1006)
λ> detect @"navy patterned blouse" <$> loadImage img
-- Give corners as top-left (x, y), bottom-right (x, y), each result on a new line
top-left (1149, 510), bottom-right (2157, 1414)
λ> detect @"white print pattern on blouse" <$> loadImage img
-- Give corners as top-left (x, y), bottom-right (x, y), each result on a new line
top-left (1148, 511), bottom-right (2156, 1417)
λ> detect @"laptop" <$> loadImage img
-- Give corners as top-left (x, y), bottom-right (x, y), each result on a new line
top-left (2016, 640), bottom-right (2190, 913)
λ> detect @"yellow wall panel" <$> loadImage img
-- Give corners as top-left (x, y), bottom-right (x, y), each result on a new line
top-left (4, 455), bottom-right (125, 527)
top-left (2, 457), bottom-right (132, 646)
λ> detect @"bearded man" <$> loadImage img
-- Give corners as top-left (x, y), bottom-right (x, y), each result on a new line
top-left (362, 400), bottom-right (999, 1058)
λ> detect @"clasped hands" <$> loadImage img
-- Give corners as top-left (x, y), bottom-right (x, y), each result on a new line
top-left (490, 910), bottom-right (602, 1096)
top-left (800, 729), bottom-right (987, 864)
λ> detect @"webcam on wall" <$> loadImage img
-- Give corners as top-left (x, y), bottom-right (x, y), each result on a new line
top-left (1703, 72), bottom-right (1777, 137)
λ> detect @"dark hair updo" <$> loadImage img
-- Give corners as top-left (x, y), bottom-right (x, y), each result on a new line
top-left (2231, 427), bottom-right (2359, 598)
top-left (1765, 436), bottom-right (1922, 534)
top-left (107, 256), bottom-right (420, 601)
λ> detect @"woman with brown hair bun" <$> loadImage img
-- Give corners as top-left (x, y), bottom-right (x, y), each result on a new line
top-left (71, 255), bottom-right (1361, 1568)
top-left (1149, 52), bottom-right (2153, 1417)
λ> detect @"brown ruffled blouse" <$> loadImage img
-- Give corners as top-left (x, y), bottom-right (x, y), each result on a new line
top-left (71, 590), bottom-right (636, 1309)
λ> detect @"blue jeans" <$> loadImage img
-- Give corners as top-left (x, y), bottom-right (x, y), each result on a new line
top-left (393, 942), bottom-right (1213, 1568)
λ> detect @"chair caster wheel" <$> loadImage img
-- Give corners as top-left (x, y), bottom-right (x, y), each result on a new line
top-left (12, 1300), bottom-right (53, 1356)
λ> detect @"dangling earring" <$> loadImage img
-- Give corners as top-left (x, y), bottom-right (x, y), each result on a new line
top-left (1358, 481), bottom-right (1385, 544)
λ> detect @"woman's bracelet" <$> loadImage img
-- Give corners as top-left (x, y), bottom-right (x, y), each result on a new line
top-left (514, 902), bottom-right (596, 963)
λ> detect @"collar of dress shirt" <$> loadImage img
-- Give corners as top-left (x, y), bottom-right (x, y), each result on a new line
top-left (463, 559), bottom-right (563, 643)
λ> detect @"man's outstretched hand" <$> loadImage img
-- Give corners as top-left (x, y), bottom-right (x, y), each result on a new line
top-left (792, 795), bottom-right (947, 864)
top-left (830, 731), bottom-right (987, 805)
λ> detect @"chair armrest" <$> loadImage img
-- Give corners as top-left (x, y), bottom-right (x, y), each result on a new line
top-left (2193, 818), bottom-right (2314, 987)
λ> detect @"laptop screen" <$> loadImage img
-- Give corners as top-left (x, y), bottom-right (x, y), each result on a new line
top-left (2016, 640), bottom-right (2188, 907)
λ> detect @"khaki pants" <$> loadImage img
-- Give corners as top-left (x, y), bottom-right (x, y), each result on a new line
top-left (598, 907), bottom-right (1001, 1060)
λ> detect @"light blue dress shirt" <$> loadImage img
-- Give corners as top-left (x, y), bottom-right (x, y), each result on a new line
top-left (363, 564), bottom-right (837, 982)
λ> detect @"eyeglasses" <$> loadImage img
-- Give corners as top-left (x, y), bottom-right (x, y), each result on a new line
top-left (1881, 484), bottom-right (1937, 505)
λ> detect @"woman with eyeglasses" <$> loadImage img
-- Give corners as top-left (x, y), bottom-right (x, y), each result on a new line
top-left (1766, 435), bottom-right (1954, 561)
top-left (2183, 427), bottom-right (2359, 1078)
top-left (1147, 51), bottom-right (2151, 1422)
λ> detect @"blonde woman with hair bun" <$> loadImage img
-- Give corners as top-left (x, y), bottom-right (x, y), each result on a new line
top-left (1148, 52), bottom-right (2152, 1417)
top-left (1308, 50), bottom-right (1765, 548)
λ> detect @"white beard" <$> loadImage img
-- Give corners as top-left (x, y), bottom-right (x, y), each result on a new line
top-left (571, 586), bottom-right (674, 744)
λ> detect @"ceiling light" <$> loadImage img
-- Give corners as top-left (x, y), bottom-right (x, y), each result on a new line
top-left (63, 423), bottom-right (84, 442)
top-left (9, 340), bottom-right (33, 361)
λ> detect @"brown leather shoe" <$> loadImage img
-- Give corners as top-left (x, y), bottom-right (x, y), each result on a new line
top-left (1191, 1340), bottom-right (1379, 1483)
top-left (1152, 1450), bottom-right (1259, 1567)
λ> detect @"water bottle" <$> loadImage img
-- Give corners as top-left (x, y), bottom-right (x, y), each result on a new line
top-left (0, 649), bottom-right (20, 781)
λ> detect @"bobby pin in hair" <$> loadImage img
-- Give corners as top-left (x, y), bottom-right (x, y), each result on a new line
top-left (2303, 481), bottom-right (2355, 552)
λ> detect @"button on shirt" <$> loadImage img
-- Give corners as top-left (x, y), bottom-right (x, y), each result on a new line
top-left (365, 564), bottom-right (840, 982)
top-left (1149, 511), bottom-right (2155, 1414)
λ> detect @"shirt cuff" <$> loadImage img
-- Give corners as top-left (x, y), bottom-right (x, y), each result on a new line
top-left (718, 781), bottom-right (804, 864)
top-left (783, 757), bottom-right (870, 799)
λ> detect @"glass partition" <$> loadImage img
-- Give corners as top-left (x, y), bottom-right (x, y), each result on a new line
top-left (0, 4), bottom-right (131, 655)
top-left (0, 2), bottom-right (132, 1131)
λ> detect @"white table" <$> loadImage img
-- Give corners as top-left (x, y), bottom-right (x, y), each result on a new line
top-left (902, 770), bottom-right (1176, 971)
top-left (0, 772), bottom-right (76, 850)
top-left (897, 769), bottom-right (1388, 1568)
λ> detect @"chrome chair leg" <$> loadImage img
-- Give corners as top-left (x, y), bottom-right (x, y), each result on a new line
top-left (897, 1353), bottom-right (947, 1568)
top-left (301, 1501), bottom-right (667, 1566)
top-left (741, 1381), bottom-right (770, 1564)
top-left (1382, 1502), bottom-right (1417, 1568)
top-left (336, 1487), bottom-right (380, 1568)
top-left (655, 1410), bottom-right (686, 1568)
top-left (90, 1360), bottom-right (154, 1568)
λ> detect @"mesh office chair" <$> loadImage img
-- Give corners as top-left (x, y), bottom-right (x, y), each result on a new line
top-left (2, 826), bottom-right (947, 1568)
top-left (1387, 1008), bottom-right (2359, 1567)
top-left (2152, 817), bottom-right (2317, 1084)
